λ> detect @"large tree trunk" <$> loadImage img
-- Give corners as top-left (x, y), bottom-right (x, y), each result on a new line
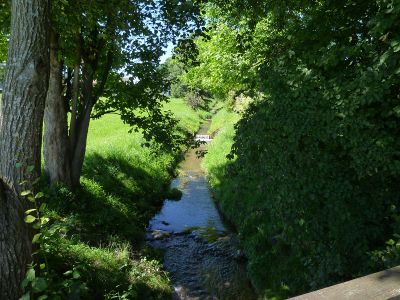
top-left (0, 0), bottom-right (49, 298)
top-left (44, 29), bottom-right (71, 187)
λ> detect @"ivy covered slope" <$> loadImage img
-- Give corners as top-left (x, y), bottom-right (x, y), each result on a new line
top-left (40, 99), bottom-right (207, 299)
top-left (195, 1), bottom-right (400, 298)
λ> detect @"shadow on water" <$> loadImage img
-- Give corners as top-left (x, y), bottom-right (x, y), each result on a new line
top-left (147, 124), bottom-right (257, 300)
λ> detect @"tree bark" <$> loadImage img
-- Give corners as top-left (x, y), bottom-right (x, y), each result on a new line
top-left (69, 40), bottom-right (81, 151)
top-left (70, 103), bottom-right (93, 188)
top-left (0, 0), bottom-right (49, 298)
top-left (69, 64), bottom-right (94, 188)
top-left (44, 28), bottom-right (71, 187)
top-left (44, 27), bottom-right (114, 190)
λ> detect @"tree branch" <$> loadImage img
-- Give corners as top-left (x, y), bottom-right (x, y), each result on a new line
top-left (91, 109), bottom-right (120, 119)
top-left (93, 50), bottom-right (113, 104)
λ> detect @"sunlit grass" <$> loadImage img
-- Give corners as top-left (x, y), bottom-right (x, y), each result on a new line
top-left (164, 97), bottom-right (211, 134)
top-left (202, 108), bottom-right (239, 187)
top-left (43, 98), bottom-right (207, 298)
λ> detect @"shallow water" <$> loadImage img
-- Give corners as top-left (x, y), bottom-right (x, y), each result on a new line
top-left (147, 122), bottom-right (256, 300)
top-left (149, 171), bottom-right (225, 234)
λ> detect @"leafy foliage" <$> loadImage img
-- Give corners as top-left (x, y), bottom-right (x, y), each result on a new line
top-left (200, 0), bottom-right (400, 297)
top-left (51, 0), bottom-right (202, 130)
top-left (0, 32), bottom-right (7, 63)
top-left (160, 57), bottom-right (189, 98)
top-left (0, 0), bottom-right (10, 64)
top-left (185, 90), bottom-right (206, 109)
top-left (181, 21), bottom-right (251, 101)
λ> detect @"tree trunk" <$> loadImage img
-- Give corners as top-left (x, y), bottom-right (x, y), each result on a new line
top-left (0, 0), bottom-right (49, 298)
top-left (70, 103), bottom-right (93, 188)
top-left (70, 65), bottom-right (95, 188)
top-left (44, 28), bottom-right (71, 187)
top-left (44, 28), bottom-right (113, 190)
top-left (69, 41), bottom-right (81, 150)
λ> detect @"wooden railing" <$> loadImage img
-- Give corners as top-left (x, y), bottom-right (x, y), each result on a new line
top-left (195, 134), bottom-right (213, 142)
top-left (289, 266), bottom-right (400, 299)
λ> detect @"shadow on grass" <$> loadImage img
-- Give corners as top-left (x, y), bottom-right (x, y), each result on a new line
top-left (44, 151), bottom-right (174, 298)
top-left (48, 152), bottom-right (171, 245)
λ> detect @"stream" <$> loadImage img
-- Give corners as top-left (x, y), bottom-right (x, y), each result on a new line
top-left (147, 122), bottom-right (256, 300)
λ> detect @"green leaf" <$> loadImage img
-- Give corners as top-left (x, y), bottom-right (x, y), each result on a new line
top-left (21, 190), bottom-right (32, 197)
top-left (40, 263), bottom-right (46, 270)
top-left (391, 40), bottom-right (400, 52)
top-left (38, 296), bottom-right (48, 300)
top-left (26, 268), bottom-right (35, 281)
top-left (32, 277), bottom-right (47, 292)
top-left (32, 233), bottom-right (42, 244)
top-left (386, 239), bottom-right (395, 246)
top-left (20, 292), bottom-right (30, 300)
top-left (21, 277), bottom-right (30, 289)
top-left (35, 192), bottom-right (44, 199)
top-left (24, 215), bottom-right (36, 224)
top-left (73, 270), bottom-right (81, 279)
top-left (25, 209), bottom-right (37, 215)
top-left (16, 162), bottom-right (23, 169)
top-left (40, 217), bottom-right (50, 225)
top-left (27, 195), bottom-right (36, 202)
top-left (32, 178), bottom-right (40, 185)
top-left (39, 203), bottom-right (47, 212)
top-left (27, 165), bottom-right (34, 173)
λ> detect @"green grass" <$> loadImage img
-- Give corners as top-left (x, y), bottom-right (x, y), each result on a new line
top-left (202, 107), bottom-right (239, 187)
top-left (207, 106), bottom-right (240, 136)
top-left (40, 98), bottom-right (207, 299)
top-left (164, 97), bottom-right (211, 134)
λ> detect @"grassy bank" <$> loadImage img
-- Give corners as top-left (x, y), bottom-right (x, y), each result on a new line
top-left (38, 98), bottom-right (207, 299)
top-left (164, 97), bottom-right (210, 133)
top-left (202, 107), bottom-right (239, 188)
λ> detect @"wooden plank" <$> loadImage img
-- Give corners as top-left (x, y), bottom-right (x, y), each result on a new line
top-left (289, 266), bottom-right (400, 300)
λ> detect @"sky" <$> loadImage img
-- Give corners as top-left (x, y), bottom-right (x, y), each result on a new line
top-left (160, 42), bottom-right (174, 64)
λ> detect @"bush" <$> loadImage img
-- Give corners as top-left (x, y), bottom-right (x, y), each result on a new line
top-left (185, 90), bottom-right (205, 110)
top-left (203, 1), bottom-right (400, 297)
top-left (170, 82), bottom-right (188, 98)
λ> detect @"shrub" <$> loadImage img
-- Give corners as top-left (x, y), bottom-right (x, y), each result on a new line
top-left (203, 1), bottom-right (400, 297)
top-left (186, 90), bottom-right (205, 110)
